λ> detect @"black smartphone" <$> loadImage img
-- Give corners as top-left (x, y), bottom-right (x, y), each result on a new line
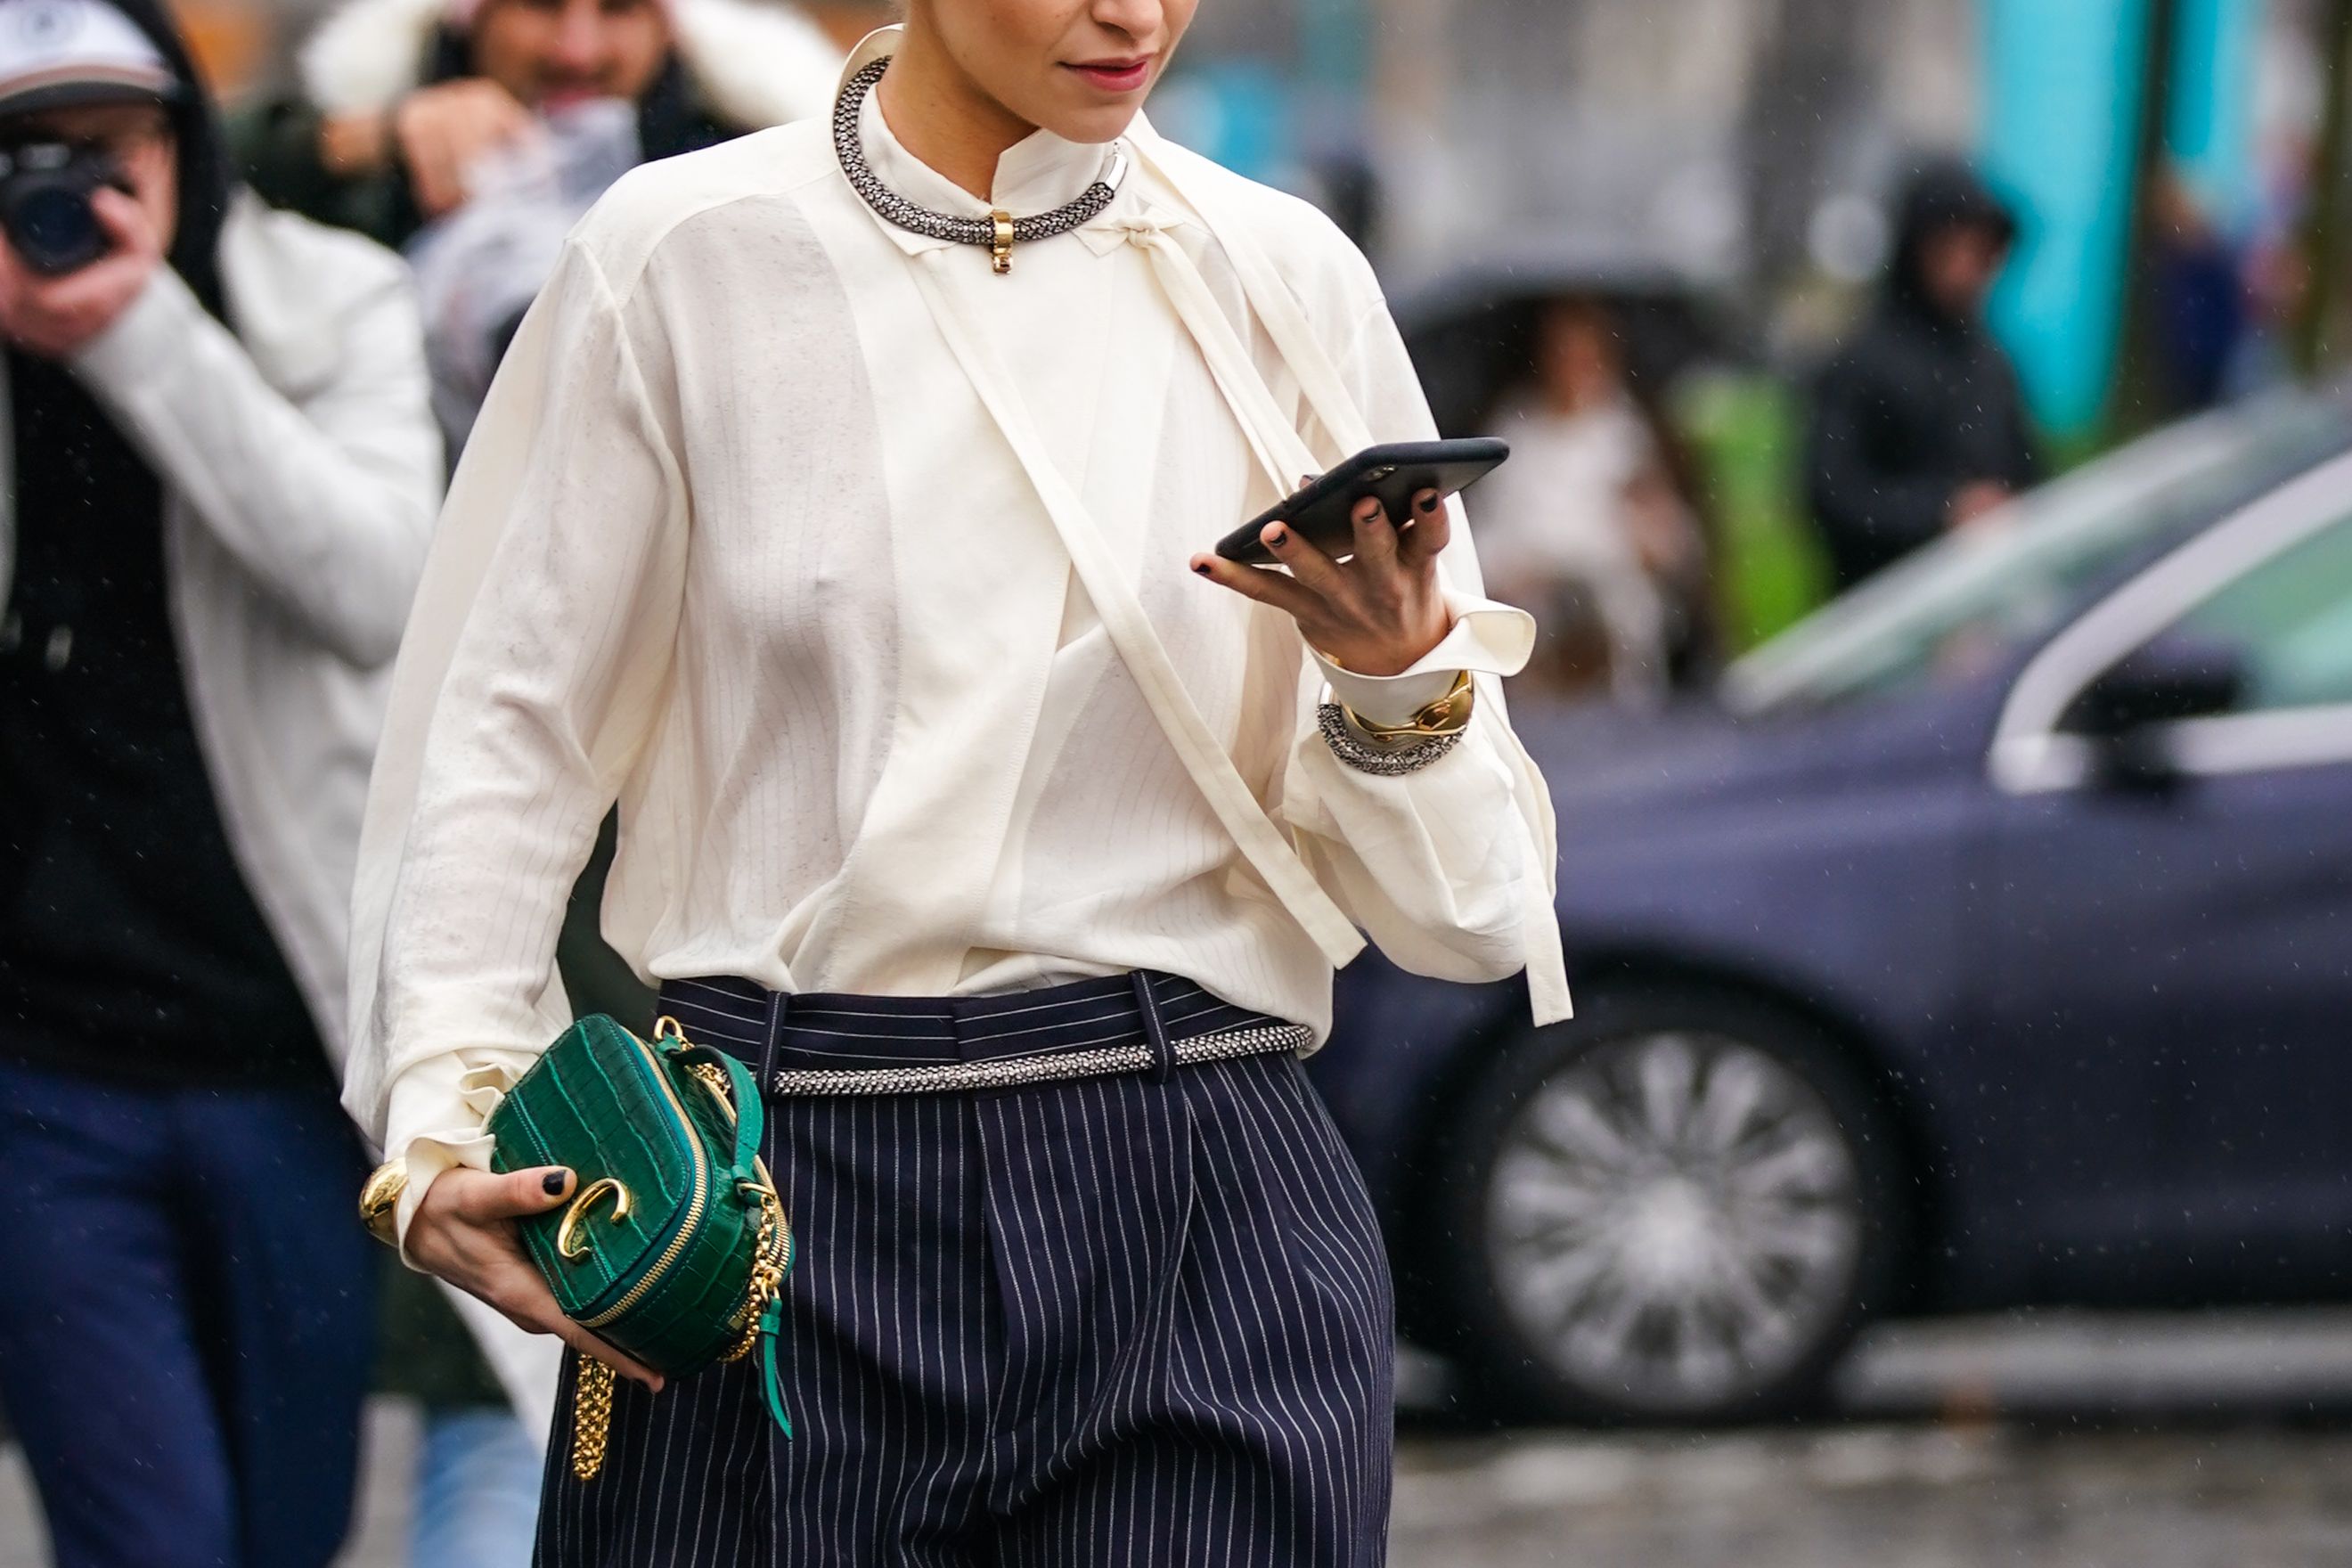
top-left (1213, 437), bottom-right (1509, 566)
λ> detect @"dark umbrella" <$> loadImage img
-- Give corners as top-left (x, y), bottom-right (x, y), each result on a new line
top-left (1388, 249), bottom-right (1745, 437)
top-left (1387, 247), bottom-right (1749, 690)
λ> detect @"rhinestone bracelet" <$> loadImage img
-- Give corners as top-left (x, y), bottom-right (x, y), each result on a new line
top-left (1316, 702), bottom-right (1463, 777)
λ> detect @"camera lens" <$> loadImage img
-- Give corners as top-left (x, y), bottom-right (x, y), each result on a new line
top-left (9, 184), bottom-right (101, 274)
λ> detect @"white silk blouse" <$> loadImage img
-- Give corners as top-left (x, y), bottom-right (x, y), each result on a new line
top-left (347, 29), bottom-right (1571, 1233)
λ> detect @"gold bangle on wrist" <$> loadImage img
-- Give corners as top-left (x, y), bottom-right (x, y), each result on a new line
top-left (358, 1158), bottom-right (409, 1248)
top-left (1338, 668), bottom-right (1475, 742)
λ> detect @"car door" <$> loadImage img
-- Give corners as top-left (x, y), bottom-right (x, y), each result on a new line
top-left (1978, 457), bottom-right (2352, 1302)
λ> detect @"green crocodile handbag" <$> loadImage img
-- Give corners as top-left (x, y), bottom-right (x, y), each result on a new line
top-left (487, 1013), bottom-right (794, 1479)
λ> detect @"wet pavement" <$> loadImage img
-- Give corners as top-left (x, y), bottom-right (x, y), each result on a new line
top-left (1391, 1422), bottom-right (2352, 1566)
top-left (5, 1310), bottom-right (2352, 1565)
top-left (1382, 1307), bottom-right (2352, 1565)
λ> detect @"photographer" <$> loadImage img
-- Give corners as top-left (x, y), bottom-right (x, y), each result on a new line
top-left (0, 0), bottom-right (449, 1562)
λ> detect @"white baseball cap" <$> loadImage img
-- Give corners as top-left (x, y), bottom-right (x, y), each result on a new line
top-left (0, 0), bottom-right (176, 119)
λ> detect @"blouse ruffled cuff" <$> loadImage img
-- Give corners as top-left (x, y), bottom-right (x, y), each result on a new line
top-left (385, 1051), bottom-right (531, 1264)
top-left (1309, 588), bottom-right (1536, 725)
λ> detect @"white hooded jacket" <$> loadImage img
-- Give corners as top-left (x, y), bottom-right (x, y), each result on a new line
top-left (1, 199), bottom-right (434, 1066)
top-left (0, 195), bottom-right (580, 1430)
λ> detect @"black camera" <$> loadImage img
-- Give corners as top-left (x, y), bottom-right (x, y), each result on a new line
top-left (0, 142), bottom-right (130, 275)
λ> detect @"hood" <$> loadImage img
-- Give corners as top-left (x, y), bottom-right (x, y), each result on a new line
top-left (298, 0), bottom-right (839, 132)
top-left (1886, 157), bottom-right (2018, 321)
top-left (59, 0), bottom-right (235, 317)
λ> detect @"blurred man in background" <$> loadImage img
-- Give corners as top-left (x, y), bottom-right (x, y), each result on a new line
top-left (1805, 159), bottom-right (2039, 592)
top-left (234, 0), bottom-right (836, 249)
top-left (2144, 169), bottom-right (2248, 416)
top-left (0, 0), bottom-right (444, 1562)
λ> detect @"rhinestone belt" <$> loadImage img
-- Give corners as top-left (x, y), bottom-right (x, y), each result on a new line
top-left (767, 1022), bottom-right (1313, 1098)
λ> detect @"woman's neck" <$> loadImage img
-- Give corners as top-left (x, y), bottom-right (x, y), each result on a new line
top-left (874, 31), bottom-right (1037, 202)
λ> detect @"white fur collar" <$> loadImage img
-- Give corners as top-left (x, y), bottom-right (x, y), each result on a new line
top-left (298, 0), bottom-right (840, 131)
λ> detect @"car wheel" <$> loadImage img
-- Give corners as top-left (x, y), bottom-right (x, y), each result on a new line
top-left (1434, 990), bottom-right (1908, 1424)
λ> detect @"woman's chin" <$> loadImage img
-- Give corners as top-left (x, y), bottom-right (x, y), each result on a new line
top-left (1034, 99), bottom-right (1147, 146)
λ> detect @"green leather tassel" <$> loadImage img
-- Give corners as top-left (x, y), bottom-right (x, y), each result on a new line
top-left (759, 1298), bottom-right (792, 1439)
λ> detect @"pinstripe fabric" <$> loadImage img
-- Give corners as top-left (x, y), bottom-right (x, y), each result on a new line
top-left (532, 972), bottom-right (1393, 1566)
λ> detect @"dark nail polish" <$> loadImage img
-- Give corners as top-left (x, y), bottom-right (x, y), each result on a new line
top-left (543, 1171), bottom-right (568, 1195)
top-left (1192, 562), bottom-right (1212, 576)
top-left (1417, 494), bottom-right (1440, 514)
top-left (1270, 527), bottom-right (1288, 546)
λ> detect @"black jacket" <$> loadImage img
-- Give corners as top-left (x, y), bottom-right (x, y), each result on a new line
top-left (1804, 162), bottom-right (2039, 591)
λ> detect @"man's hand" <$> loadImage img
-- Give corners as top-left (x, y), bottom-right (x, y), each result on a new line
top-left (385, 79), bottom-right (536, 217)
top-left (0, 187), bottom-right (162, 360)
top-left (405, 1164), bottom-right (666, 1392)
top-left (1948, 479), bottom-right (2013, 528)
top-left (1189, 487), bottom-right (1453, 675)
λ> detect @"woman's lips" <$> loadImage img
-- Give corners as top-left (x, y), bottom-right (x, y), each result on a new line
top-left (1067, 59), bottom-right (1152, 93)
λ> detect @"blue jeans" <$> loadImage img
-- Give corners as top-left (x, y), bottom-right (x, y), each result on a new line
top-left (0, 1056), bottom-right (374, 1568)
top-left (412, 1408), bottom-right (545, 1568)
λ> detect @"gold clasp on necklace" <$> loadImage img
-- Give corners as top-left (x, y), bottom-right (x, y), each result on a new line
top-left (990, 209), bottom-right (1015, 274)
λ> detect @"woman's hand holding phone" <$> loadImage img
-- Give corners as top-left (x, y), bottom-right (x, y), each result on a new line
top-left (1188, 486), bottom-right (1452, 676)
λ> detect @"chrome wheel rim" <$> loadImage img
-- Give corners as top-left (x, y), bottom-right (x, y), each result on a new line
top-left (1484, 1030), bottom-right (1864, 1413)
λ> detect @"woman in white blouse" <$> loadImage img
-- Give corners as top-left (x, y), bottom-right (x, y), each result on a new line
top-left (346, 0), bottom-right (1569, 1561)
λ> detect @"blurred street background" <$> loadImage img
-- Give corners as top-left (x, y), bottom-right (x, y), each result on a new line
top-left (17, 1307), bottom-right (2352, 1564)
top-left (12, 0), bottom-right (2352, 1564)
top-left (178, 0), bottom-right (2352, 657)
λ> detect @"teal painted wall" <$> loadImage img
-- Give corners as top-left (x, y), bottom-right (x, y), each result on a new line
top-left (1980, 0), bottom-right (2261, 441)
top-left (1980, 0), bottom-right (2153, 441)
top-left (2169, 0), bottom-right (2262, 227)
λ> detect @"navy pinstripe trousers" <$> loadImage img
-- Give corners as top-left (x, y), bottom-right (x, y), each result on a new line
top-left (530, 971), bottom-right (1395, 1567)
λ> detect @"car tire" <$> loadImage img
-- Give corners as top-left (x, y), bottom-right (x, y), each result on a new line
top-left (1430, 986), bottom-right (1910, 1425)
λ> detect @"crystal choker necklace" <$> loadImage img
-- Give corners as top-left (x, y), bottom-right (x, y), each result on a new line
top-left (831, 56), bottom-right (1130, 275)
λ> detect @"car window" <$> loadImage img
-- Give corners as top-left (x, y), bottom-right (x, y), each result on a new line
top-left (1723, 393), bottom-right (2352, 715)
top-left (2167, 511), bottom-right (2352, 714)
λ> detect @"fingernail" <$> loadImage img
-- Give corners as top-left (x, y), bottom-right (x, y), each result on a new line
top-left (1269, 527), bottom-right (1288, 546)
top-left (1192, 562), bottom-right (1212, 576)
top-left (1417, 494), bottom-right (1440, 514)
top-left (543, 1171), bottom-right (568, 1196)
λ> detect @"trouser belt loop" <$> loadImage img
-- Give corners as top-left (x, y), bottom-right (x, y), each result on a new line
top-left (758, 989), bottom-right (790, 1100)
top-left (1131, 970), bottom-right (1175, 1083)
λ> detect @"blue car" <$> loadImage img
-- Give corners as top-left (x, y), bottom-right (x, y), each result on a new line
top-left (1308, 392), bottom-right (2352, 1423)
